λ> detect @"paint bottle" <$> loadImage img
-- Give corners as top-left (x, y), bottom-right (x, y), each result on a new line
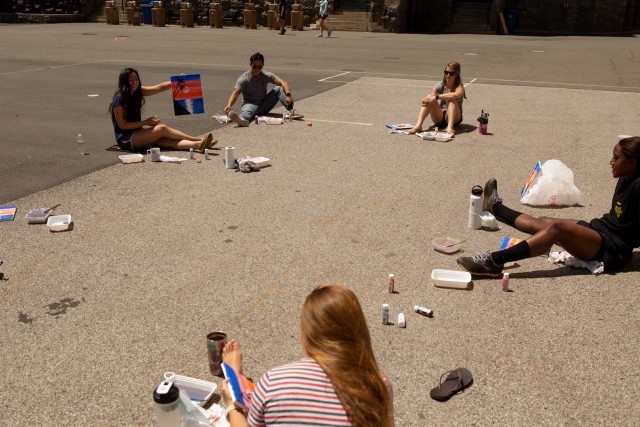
top-left (381, 304), bottom-right (389, 325)
top-left (501, 272), bottom-right (510, 292)
top-left (189, 148), bottom-right (195, 159)
top-left (397, 313), bottom-right (406, 328)
top-left (387, 273), bottom-right (395, 293)
top-left (414, 305), bottom-right (433, 318)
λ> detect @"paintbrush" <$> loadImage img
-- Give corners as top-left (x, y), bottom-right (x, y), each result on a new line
top-left (43, 204), bottom-right (61, 214)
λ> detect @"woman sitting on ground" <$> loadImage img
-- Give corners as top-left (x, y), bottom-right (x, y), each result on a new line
top-left (109, 67), bottom-right (216, 152)
top-left (457, 136), bottom-right (640, 276)
top-left (221, 284), bottom-right (394, 427)
top-left (408, 61), bottom-right (465, 136)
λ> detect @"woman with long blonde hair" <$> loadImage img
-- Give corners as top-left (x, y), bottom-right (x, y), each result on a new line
top-left (221, 284), bottom-right (394, 427)
top-left (408, 60), bottom-right (466, 136)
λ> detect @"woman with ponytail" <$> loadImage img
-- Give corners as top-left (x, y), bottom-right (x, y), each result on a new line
top-left (221, 284), bottom-right (394, 427)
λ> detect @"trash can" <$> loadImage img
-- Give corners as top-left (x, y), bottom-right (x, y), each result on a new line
top-left (141, 4), bottom-right (153, 24)
top-left (505, 8), bottom-right (517, 33)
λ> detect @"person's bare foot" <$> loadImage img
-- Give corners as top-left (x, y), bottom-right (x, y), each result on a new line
top-left (445, 128), bottom-right (455, 137)
top-left (408, 126), bottom-right (422, 135)
top-left (222, 339), bottom-right (243, 374)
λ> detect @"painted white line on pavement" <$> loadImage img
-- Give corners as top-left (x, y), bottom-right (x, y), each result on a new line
top-left (0, 60), bottom-right (109, 75)
top-left (321, 78), bottom-right (640, 91)
top-left (318, 71), bottom-right (351, 82)
top-left (464, 53), bottom-right (479, 55)
top-left (307, 119), bottom-right (373, 126)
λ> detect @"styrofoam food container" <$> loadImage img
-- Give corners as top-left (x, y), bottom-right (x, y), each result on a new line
top-left (432, 237), bottom-right (463, 254)
top-left (25, 208), bottom-right (52, 224)
top-left (119, 153), bottom-right (144, 164)
top-left (434, 132), bottom-right (453, 142)
top-left (417, 131), bottom-right (437, 140)
top-left (248, 156), bottom-right (271, 168)
top-left (163, 372), bottom-right (217, 404)
top-left (47, 214), bottom-right (72, 232)
top-left (432, 269), bottom-right (472, 289)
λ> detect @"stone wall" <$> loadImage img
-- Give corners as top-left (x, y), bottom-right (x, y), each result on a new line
top-left (372, 0), bottom-right (639, 34)
top-left (505, 0), bottom-right (640, 33)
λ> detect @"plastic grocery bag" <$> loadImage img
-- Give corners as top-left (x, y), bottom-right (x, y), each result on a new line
top-left (520, 160), bottom-right (582, 206)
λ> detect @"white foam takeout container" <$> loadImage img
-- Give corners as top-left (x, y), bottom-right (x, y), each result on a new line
top-left (244, 156), bottom-right (271, 168)
top-left (417, 131), bottom-right (437, 140)
top-left (47, 214), bottom-right (72, 232)
top-left (25, 208), bottom-right (52, 224)
top-left (119, 153), bottom-right (144, 164)
top-left (434, 132), bottom-right (453, 142)
top-left (163, 372), bottom-right (217, 405)
top-left (431, 269), bottom-right (472, 289)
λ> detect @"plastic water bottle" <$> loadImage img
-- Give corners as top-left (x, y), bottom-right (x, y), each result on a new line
top-left (76, 133), bottom-right (86, 155)
top-left (153, 381), bottom-right (181, 427)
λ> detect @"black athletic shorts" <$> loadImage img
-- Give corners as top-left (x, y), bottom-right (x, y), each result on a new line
top-left (320, 14), bottom-right (328, 20)
top-left (577, 219), bottom-right (633, 271)
top-left (437, 109), bottom-right (463, 128)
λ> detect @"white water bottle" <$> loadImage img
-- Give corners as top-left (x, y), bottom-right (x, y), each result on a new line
top-left (468, 185), bottom-right (483, 229)
top-left (153, 381), bottom-right (181, 427)
top-left (76, 133), bottom-right (86, 155)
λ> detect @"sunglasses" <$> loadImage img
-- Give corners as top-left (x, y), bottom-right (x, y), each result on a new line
top-left (251, 63), bottom-right (263, 69)
top-left (444, 70), bottom-right (457, 76)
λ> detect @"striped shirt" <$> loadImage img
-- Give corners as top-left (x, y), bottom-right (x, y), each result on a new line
top-left (248, 357), bottom-right (351, 426)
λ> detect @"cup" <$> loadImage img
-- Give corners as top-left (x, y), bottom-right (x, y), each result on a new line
top-left (206, 331), bottom-right (227, 376)
top-left (147, 147), bottom-right (160, 162)
top-left (479, 123), bottom-right (488, 135)
top-left (224, 146), bottom-right (236, 169)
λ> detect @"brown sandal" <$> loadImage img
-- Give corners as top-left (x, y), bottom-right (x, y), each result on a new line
top-left (429, 368), bottom-right (473, 401)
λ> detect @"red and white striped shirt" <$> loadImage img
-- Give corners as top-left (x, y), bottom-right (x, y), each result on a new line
top-left (248, 357), bottom-right (351, 426)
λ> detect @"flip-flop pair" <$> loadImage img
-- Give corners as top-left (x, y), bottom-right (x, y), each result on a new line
top-left (429, 368), bottom-right (473, 401)
top-left (198, 133), bottom-right (218, 153)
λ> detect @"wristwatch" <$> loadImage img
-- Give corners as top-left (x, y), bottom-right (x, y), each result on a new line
top-left (285, 92), bottom-right (292, 97)
top-left (435, 93), bottom-right (440, 100)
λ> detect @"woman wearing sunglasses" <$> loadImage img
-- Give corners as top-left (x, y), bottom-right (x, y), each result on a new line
top-left (408, 61), bottom-right (466, 136)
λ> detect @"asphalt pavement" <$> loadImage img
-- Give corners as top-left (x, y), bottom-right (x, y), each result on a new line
top-left (1, 23), bottom-right (639, 426)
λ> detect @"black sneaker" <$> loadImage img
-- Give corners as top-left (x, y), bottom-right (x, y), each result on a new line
top-left (457, 252), bottom-right (504, 277)
top-left (483, 178), bottom-right (502, 214)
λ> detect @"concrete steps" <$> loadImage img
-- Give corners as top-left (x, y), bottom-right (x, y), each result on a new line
top-left (448, 1), bottom-right (493, 34)
top-left (325, 10), bottom-right (368, 32)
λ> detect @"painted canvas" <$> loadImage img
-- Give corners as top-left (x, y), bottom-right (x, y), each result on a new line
top-left (170, 74), bottom-right (205, 116)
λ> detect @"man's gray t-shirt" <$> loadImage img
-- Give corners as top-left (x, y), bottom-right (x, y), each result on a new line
top-left (234, 70), bottom-right (279, 104)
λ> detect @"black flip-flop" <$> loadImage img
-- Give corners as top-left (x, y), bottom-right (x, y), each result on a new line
top-left (429, 368), bottom-right (473, 401)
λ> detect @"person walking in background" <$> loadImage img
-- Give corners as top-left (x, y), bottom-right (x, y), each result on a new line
top-left (316, 0), bottom-right (332, 37)
top-left (224, 52), bottom-right (303, 127)
top-left (278, 0), bottom-right (287, 35)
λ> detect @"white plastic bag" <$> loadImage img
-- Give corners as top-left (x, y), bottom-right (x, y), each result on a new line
top-left (520, 159), bottom-right (582, 206)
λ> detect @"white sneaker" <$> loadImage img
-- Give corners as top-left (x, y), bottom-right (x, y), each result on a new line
top-left (317, 33), bottom-right (323, 37)
top-left (228, 111), bottom-right (249, 127)
top-left (327, 29), bottom-right (332, 37)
